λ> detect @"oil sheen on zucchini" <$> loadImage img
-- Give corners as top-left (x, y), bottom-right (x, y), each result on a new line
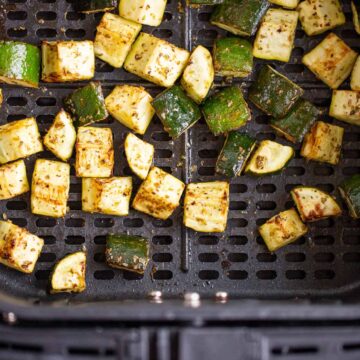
top-left (339, 175), bottom-right (360, 219)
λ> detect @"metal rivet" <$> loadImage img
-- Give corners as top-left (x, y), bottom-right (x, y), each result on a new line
top-left (3, 312), bottom-right (17, 325)
top-left (148, 290), bottom-right (162, 303)
top-left (184, 292), bottom-right (200, 307)
top-left (215, 291), bottom-right (228, 303)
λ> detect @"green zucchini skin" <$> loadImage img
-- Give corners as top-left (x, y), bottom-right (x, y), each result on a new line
top-left (213, 37), bottom-right (253, 77)
top-left (152, 85), bottom-right (202, 139)
top-left (211, 0), bottom-right (270, 36)
top-left (76, 0), bottom-right (117, 13)
top-left (270, 99), bottom-right (320, 143)
top-left (216, 132), bottom-right (256, 177)
top-left (106, 234), bottom-right (150, 274)
top-left (0, 41), bottom-right (40, 88)
top-left (64, 82), bottom-right (108, 127)
top-left (249, 65), bottom-right (304, 118)
top-left (202, 86), bottom-right (251, 136)
top-left (339, 175), bottom-right (360, 219)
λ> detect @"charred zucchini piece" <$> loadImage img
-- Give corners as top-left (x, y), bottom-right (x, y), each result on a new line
top-left (211, 0), bottom-right (270, 37)
top-left (213, 37), bottom-right (253, 78)
top-left (249, 65), bottom-right (304, 118)
top-left (351, 57), bottom-right (360, 91)
top-left (152, 85), bottom-right (202, 139)
top-left (269, 0), bottom-right (299, 8)
top-left (106, 234), bottom-right (150, 274)
top-left (301, 121), bottom-right (344, 166)
top-left (0, 160), bottom-right (29, 200)
top-left (0, 41), bottom-right (40, 88)
top-left (245, 140), bottom-right (294, 175)
top-left (0, 220), bottom-right (44, 274)
top-left (352, 1), bottom-right (360, 35)
top-left (270, 99), bottom-right (320, 143)
top-left (259, 209), bottom-right (308, 252)
top-left (291, 187), bottom-right (342, 222)
top-left (302, 33), bottom-right (358, 90)
top-left (202, 86), bottom-right (251, 136)
top-left (253, 8), bottom-right (298, 63)
top-left (76, 0), bottom-right (117, 13)
top-left (51, 252), bottom-right (86, 293)
top-left (339, 175), bottom-right (360, 219)
top-left (216, 132), bottom-right (256, 177)
top-left (329, 90), bottom-right (360, 127)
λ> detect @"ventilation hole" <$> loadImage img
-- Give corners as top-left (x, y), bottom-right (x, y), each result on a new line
top-left (255, 115), bottom-right (268, 124)
top-left (230, 201), bottom-right (247, 210)
top-left (314, 252), bottom-right (335, 263)
top-left (94, 218), bottom-right (114, 228)
top-left (6, 201), bottom-right (27, 210)
top-left (122, 217), bottom-right (144, 228)
top-left (38, 0), bottom-right (56, 2)
top-left (197, 29), bottom-right (217, 40)
top-left (228, 218), bottom-right (248, 228)
top-left (272, 346), bottom-right (318, 355)
top-left (314, 235), bottom-right (334, 245)
top-left (343, 343), bottom-right (360, 352)
top-left (36, 97), bottom-right (56, 106)
top-left (285, 183), bottom-right (301, 192)
top-left (95, 61), bottom-right (114, 73)
top-left (198, 12), bottom-right (211, 21)
top-left (153, 219), bottom-right (172, 228)
top-left (35, 270), bottom-right (51, 280)
top-left (5, 218), bottom-right (26, 226)
top-left (256, 184), bottom-right (276, 193)
top-left (10, 343), bottom-right (43, 353)
top-left (94, 253), bottom-right (105, 263)
top-left (198, 270), bottom-right (219, 280)
top-left (230, 184), bottom-right (247, 193)
top-left (228, 253), bottom-right (248, 262)
top-left (36, 218), bottom-right (56, 227)
top-left (343, 253), bottom-right (360, 263)
top-left (286, 252), bottom-right (306, 262)
top-left (343, 167), bottom-right (360, 176)
top-left (7, 114), bottom-right (26, 121)
top-left (65, 28), bottom-right (86, 38)
top-left (70, 183), bottom-right (81, 193)
top-left (284, 64), bottom-right (303, 73)
top-left (36, 11), bottom-right (56, 20)
top-left (163, 12), bottom-right (172, 21)
top-left (256, 270), bottom-right (277, 280)
top-left (256, 201), bottom-right (276, 211)
top-left (42, 235), bottom-right (56, 245)
top-left (93, 12), bottom-right (103, 21)
top-left (315, 183), bottom-right (334, 193)
top-left (343, 234), bottom-right (360, 245)
top-left (152, 28), bottom-right (172, 38)
top-left (314, 269), bottom-right (335, 279)
top-left (151, 131), bottom-right (171, 142)
top-left (39, 252), bottom-right (56, 262)
top-left (68, 201), bottom-right (81, 211)
top-left (256, 132), bottom-right (276, 141)
top-left (68, 348), bottom-right (101, 357)
top-left (314, 166), bottom-right (334, 176)
top-left (65, 218), bottom-right (85, 228)
top-left (153, 253), bottom-right (173, 262)
top-left (256, 218), bottom-right (268, 226)
top-left (286, 270), bottom-right (306, 280)
top-left (7, 11), bottom-right (27, 20)
top-left (36, 28), bottom-right (57, 38)
top-left (198, 149), bottom-right (218, 158)
top-left (257, 253), bottom-right (276, 262)
top-left (94, 270), bottom-right (114, 280)
top-left (155, 149), bottom-right (173, 158)
top-left (66, 11), bottom-right (86, 20)
top-left (198, 253), bottom-right (219, 262)
top-left (198, 236), bottom-right (219, 245)
top-left (312, 218), bottom-right (334, 228)
top-left (94, 236), bottom-right (106, 245)
top-left (343, 149), bottom-right (360, 159)
top-left (153, 270), bottom-right (172, 280)
top-left (65, 236), bottom-right (85, 245)
top-left (198, 167), bottom-right (214, 176)
top-left (151, 235), bottom-right (172, 245)
top-left (228, 236), bottom-right (247, 245)
top-left (37, 114), bottom-right (55, 124)
top-left (227, 270), bottom-right (248, 280)
top-left (344, 132), bottom-right (360, 141)
top-left (7, 97), bottom-right (27, 106)
top-left (344, 218), bottom-right (360, 228)
top-left (285, 166), bottom-right (305, 176)
top-left (124, 272), bottom-right (144, 280)
top-left (7, 28), bottom-right (27, 37)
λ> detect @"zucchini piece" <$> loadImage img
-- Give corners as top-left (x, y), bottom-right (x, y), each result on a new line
top-left (133, 167), bottom-right (185, 220)
top-left (259, 209), bottom-right (308, 252)
top-left (94, 13), bottom-right (142, 68)
top-left (0, 220), bottom-right (44, 274)
top-left (76, 127), bottom-right (114, 178)
top-left (291, 187), bottom-right (342, 222)
top-left (76, 0), bottom-right (117, 13)
top-left (270, 99), bottom-right (320, 143)
top-left (184, 181), bottom-right (230, 233)
top-left (43, 110), bottom-right (76, 161)
top-left (106, 234), bottom-right (150, 274)
top-left (249, 65), bottom-right (304, 118)
top-left (0, 41), bottom-right (40, 88)
top-left (181, 45), bottom-right (214, 104)
top-left (298, 0), bottom-right (346, 36)
top-left (124, 33), bottom-right (190, 88)
top-left (64, 82), bottom-right (108, 127)
top-left (329, 90), bottom-right (360, 127)
top-left (211, 0), bottom-right (270, 37)
top-left (152, 85), bottom-right (202, 139)
top-left (269, 0), bottom-right (299, 9)
top-left (245, 140), bottom-right (294, 175)
top-left (105, 85), bottom-right (154, 135)
top-left (253, 8), bottom-right (298, 63)
top-left (351, 57), bottom-right (360, 91)
top-left (302, 33), bottom-right (358, 90)
top-left (51, 252), bottom-right (86, 293)
top-left (119, 0), bottom-right (167, 26)
top-left (301, 121), bottom-right (344, 166)
top-left (124, 133), bottom-right (154, 180)
top-left (339, 175), bottom-right (360, 219)
top-left (352, 1), bottom-right (360, 35)
top-left (0, 117), bottom-right (43, 165)
top-left (202, 86), bottom-right (251, 136)
top-left (0, 160), bottom-right (29, 200)
top-left (216, 132), bottom-right (256, 177)
top-left (42, 41), bottom-right (95, 82)
top-left (213, 37), bottom-right (253, 78)
top-left (31, 159), bottom-right (70, 218)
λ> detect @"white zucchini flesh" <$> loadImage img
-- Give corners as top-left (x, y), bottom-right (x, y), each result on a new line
top-left (0, 160), bottom-right (29, 200)
top-left (352, 1), bottom-right (360, 35)
top-left (183, 181), bottom-right (230, 233)
top-left (269, 0), bottom-right (299, 9)
top-left (351, 56), bottom-right (360, 91)
top-left (329, 90), bottom-right (360, 126)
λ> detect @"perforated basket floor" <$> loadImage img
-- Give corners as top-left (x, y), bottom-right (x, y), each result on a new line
top-left (0, 0), bottom-right (359, 303)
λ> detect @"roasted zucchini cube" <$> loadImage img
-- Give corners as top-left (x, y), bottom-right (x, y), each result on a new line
top-left (133, 167), bottom-right (185, 220)
top-left (76, 127), bottom-right (114, 178)
top-left (0, 117), bottom-right (43, 165)
top-left (352, 1), bottom-right (360, 35)
top-left (329, 90), bottom-right (360, 127)
top-left (184, 181), bottom-right (230, 233)
top-left (298, 0), bottom-right (345, 36)
top-left (213, 37), bottom-right (253, 77)
top-left (270, 99), bottom-right (320, 143)
top-left (76, 0), bottom-right (117, 13)
top-left (301, 121), bottom-right (344, 165)
top-left (124, 133), bottom-right (154, 180)
top-left (124, 33), bottom-right (190, 88)
top-left (0, 160), bottom-right (29, 200)
top-left (302, 33), bottom-right (358, 89)
top-left (31, 159), bottom-right (70, 218)
top-left (339, 175), bottom-right (360, 219)
top-left (0, 220), bottom-right (44, 274)
top-left (82, 177), bottom-right (132, 216)
top-left (106, 234), bottom-right (150, 274)
top-left (259, 209), bottom-right (308, 252)
top-left (43, 110), bottom-right (76, 161)
top-left (202, 86), bottom-right (251, 136)
top-left (211, 0), bottom-right (270, 37)
top-left (253, 8), bottom-right (298, 63)
top-left (216, 132), bottom-right (256, 177)
top-left (94, 13), bottom-right (142, 68)
top-left (269, 0), bottom-right (299, 9)
top-left (64, 82), bottom-right (108, 127)
top-left (181, 45), bottom-right (214, 104)
top-left (105, 85), bottom-right (154, 135)
top-left (249, 65), bottom-right (304, 118)
top-left (152, 86), bottom-right (202, 139)
top-left (119, 0), bottom-right (167, 26)
top-left (351, 56), bottom-right (360, 91)
top-left (42, 41), bottom-right (95, 82)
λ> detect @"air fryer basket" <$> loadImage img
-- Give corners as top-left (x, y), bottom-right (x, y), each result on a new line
top-left (0, 0), bottom-right (359, 310)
